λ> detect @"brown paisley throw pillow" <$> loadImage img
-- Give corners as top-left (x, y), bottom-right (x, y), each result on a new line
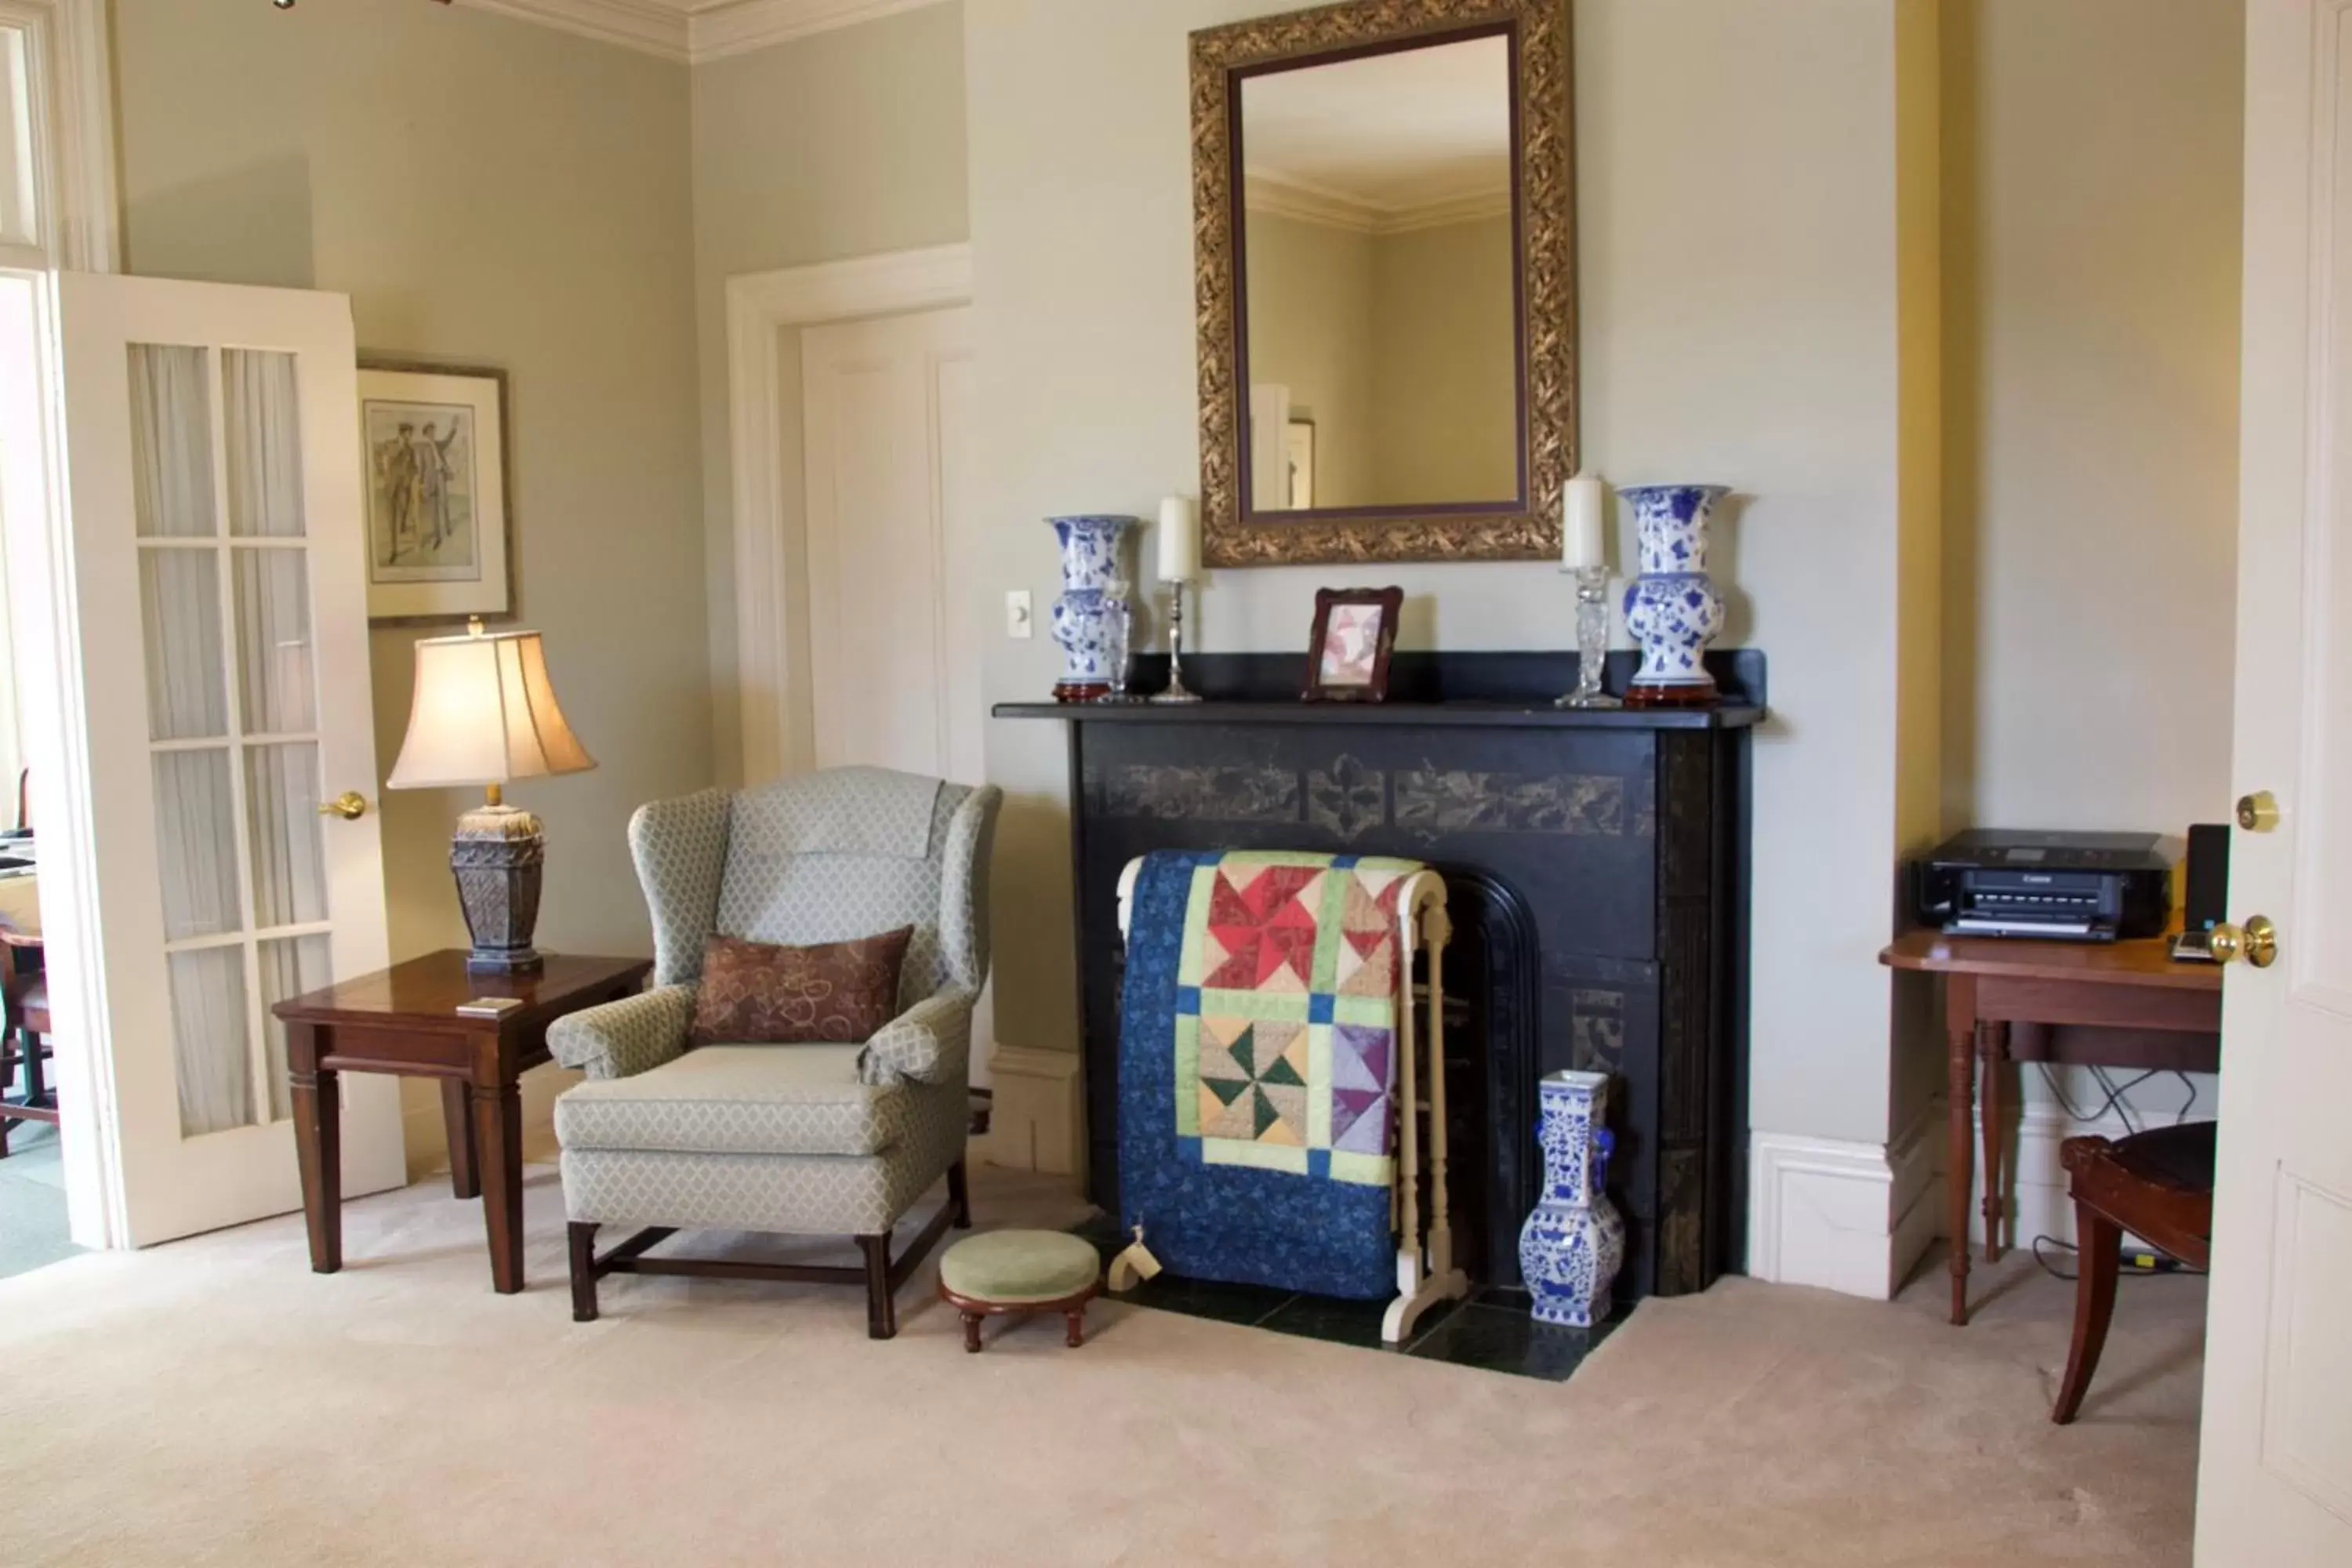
top-left (689, 928), bottom-right (913, 1046)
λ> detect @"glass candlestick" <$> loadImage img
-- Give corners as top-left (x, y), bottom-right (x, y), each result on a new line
top-left (1556, 566), bottom-right (1622, 710)
top-left (1152, 579), bottom-right (1204, 703)
top-left (1094, 577), bottom-right (1139, 702)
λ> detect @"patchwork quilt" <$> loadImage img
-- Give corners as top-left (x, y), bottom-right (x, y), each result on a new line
top-left (1118, 849), bottom-right (1424, 1300)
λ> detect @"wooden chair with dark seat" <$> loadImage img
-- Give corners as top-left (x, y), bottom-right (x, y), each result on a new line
top-left (2051, 1119), bottom-right (2216, 1425)
top-left (0, 936), bottom-right (55, 1158)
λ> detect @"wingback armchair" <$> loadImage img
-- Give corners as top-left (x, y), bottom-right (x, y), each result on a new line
top-left (550, 768), bottom-right (1000, 1338)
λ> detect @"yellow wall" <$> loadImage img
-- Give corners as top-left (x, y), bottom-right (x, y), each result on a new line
top-left (1368, 214), bottom-right (1519, 504)
top-left (1940, 0), bottom-right (2244, 1120)
top-left (1241, 209), bottom-right (1379, 508)
top-left (114, 0), bottom-right (708, 1166)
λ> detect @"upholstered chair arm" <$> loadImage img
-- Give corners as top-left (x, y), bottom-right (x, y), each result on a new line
top-left (548, 985), bottom-right (697, 1082)
top-left (858, 989), bottom-right (975, 1087)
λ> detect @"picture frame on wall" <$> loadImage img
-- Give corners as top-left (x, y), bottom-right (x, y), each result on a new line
top-left (1302, 586), bottom-right (1403, 703)
top-left (357, 359), bottom-right (514, 624)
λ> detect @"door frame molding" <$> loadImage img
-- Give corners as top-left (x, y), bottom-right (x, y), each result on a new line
top-left (0, 0), bottom-right (120, 272)
top-left (724, 242), bottom-right (974, 784)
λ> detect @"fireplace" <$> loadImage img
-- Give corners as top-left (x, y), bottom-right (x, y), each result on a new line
top-left (1000, 649), bottom-right (1760, 1304)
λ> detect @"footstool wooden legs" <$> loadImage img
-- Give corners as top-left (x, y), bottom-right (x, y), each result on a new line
top-left (937, 1229), bottom-right (1103, 1354)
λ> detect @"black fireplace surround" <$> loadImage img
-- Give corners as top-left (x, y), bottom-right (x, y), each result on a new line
top-left (997, 648), bottom-right (1761, 1305)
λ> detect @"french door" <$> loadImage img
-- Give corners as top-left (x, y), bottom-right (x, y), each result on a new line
top-left (5, 273), bottom-right (401, 1247)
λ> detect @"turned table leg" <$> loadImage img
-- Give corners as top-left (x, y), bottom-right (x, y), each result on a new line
top-left (288, 1022), bottom-right (343, 1276)
top-left (1945, 978), bottom-right (1977, 1327)
top-left (963, 1312), bottom-right (983, 1353)
top-left (1979, 1021), bottom-right (2009, 1263)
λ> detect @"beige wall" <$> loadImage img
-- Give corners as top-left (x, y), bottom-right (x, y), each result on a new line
top-left (1242, 209), bottom-right (1377, 507)
top-left (1943, 0), bottom-right (2243, 836)
top-left (1369, 213), bottom-right (1519, 503)
top-left (691, 2), bottom-right (969, 786)
top-left (1940, 0), bottom-right (2243, 1119)
top-left (967, 0), bottom-right (1921, 1151)
top-left (114, 0), bottom-right (707, 1164)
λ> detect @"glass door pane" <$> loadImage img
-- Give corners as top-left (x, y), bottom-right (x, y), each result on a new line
top-left (132, 339), bottom-right (335, 1138)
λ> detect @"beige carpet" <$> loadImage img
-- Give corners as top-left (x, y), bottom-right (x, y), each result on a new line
top-left (0, 1163), bottom-right (2201, 1566)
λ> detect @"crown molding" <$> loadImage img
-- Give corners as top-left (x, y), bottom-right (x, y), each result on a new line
top-left (456, 0), bottom-right (686, 61)
top-left (689, 0), bottom-right (946, 62)
top-left (453, 0), bottom-right (948, 65)
top-left (1243, 171), bottom-right (1513, 238)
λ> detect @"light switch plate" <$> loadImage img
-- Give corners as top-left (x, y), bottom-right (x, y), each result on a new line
top-left (1007, 590), bottom-right (1033, 639)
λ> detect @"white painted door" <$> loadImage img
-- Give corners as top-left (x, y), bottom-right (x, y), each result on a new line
top-left (800, 306), bottom-right (982, 784)
top-left (16, 274), bottom-right (401, 1247)
top-left (2194, 3), bottom-right (2352, 1558)
top-left (800, 305), bottom-right (990, 1076)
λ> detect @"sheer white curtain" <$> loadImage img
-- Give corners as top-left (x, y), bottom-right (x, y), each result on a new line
top-left (132, 343), bottom-right (248, 1137)
top-left (227, 351), bottom-right (325, 935)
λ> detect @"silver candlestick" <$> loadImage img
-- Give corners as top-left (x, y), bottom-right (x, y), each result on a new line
top-left (1152, 579), bottom-right (1203, 703)
top-left (1556, 566), bottom-right (1621, 710)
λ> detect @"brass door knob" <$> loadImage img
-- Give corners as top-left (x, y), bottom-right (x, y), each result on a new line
top-left (2237, 790), bottom-right (2281, 833)
top-left (2209, 914), bottom-right (2278, 968)
top-left (317, 791), bottom-right (370, 821)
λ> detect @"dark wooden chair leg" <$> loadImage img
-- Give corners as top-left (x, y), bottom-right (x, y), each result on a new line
top-left (1065, 1307), bottom-right (1086, 1348)
top-left (962, 1311), bottom-right (983, 1352)
top-left (568, 1222), bottom-right (601, 1323)
top-left (859, 1233), bottom-right (897, 1340)
top-left (2053, 1207), bottom-right (2123, 1425)
top-left (948, 1159), bottom-right (972, 1229)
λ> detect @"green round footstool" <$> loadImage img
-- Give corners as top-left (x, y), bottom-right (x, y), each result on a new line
top-left (937, 1230), bottom-right (1102, 1352)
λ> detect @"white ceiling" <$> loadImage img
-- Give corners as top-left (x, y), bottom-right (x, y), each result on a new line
top-left (1240, 35), bottom-right (1512, 223)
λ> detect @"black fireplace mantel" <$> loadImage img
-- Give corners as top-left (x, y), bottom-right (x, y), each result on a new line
top-left (996, 648), bottom-right (1759, 1305)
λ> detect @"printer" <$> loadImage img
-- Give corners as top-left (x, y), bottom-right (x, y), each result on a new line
top-left (1915, 829), bottom-right (2174, 942)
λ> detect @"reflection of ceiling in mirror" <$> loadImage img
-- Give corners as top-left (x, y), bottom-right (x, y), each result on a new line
top-left (1242, 35), bottom-right (1511, 236)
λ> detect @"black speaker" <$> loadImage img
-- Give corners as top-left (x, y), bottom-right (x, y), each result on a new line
top-left (2185, 823), bottom-right (2230, 933)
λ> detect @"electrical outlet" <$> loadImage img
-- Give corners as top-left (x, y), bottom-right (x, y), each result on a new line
top-left (1007, 590), bottom-right (1033, 639)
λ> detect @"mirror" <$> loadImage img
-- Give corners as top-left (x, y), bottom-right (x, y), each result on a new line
top-left (1192, 0), bottom-right (1575, 566)
top-left (1240, 33), bottom-right (1518, 514)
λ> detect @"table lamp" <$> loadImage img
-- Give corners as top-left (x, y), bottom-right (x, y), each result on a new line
top-left (386, 618), bottom-right (596, 975)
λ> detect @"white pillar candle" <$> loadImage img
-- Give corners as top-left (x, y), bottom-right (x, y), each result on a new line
top-left (1158, 495), bottom-right (1202, 582)
top-left (1562, 476), bottom-right (1608, 571)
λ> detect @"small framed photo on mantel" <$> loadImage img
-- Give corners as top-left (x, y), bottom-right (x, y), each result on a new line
top-left (1303, 586), bottom-right (1403, 703)
top-left (358, 359), bottom-right (514, 624)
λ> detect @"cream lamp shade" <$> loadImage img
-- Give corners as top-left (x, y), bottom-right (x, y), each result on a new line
top-left (386, 622), bottom-right (595, 790)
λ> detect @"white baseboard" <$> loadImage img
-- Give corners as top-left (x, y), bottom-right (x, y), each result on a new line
top-left (976, 1044), bottom-right (1083, 1178)
top-left (1748, 1106), bottom-right (1938, 1300)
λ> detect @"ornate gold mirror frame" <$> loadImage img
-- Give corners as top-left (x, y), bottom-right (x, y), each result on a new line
top-left (1191, 0), bottom-right (1576, 567)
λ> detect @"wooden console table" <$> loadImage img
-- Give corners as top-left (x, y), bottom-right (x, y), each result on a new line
top-left (1880, 929), bottom-right (2220, 1326)
top-left (273, 951), bottom-right (651, 1294)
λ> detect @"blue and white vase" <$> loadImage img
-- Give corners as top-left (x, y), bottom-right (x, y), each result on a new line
top-left (1047, 515), bottom-right (1138, 701)
top-left (1517, 1069), bottom-right (1626, 1330)
top-left (1618, 484), bottom-right (1730, 706)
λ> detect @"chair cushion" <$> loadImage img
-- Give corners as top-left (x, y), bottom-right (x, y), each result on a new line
top-left (938, 1230), bottom-right (1102, 1305)
top-left (688, 928), bottom-right (911, 1046)
top-left (554, 1044), bottom-right (909, 1157)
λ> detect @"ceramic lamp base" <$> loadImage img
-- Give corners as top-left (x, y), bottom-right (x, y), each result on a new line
top-left (1623, 679), bottom-right (1719, 709)
top-left (451, 801), bottom-right (546, 975)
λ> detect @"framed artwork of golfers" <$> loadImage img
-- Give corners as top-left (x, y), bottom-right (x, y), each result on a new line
top-left (357, 359), bottom-right (513, 623)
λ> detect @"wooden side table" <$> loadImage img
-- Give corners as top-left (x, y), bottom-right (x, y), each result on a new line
top-left (272, 950), bottom-right (652, 1294)
top-left (1880, 929), bottom-right (2220, 1327)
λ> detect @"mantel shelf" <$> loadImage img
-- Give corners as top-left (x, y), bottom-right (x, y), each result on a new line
top-left (993, 699), bottom-right (1765, 731)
